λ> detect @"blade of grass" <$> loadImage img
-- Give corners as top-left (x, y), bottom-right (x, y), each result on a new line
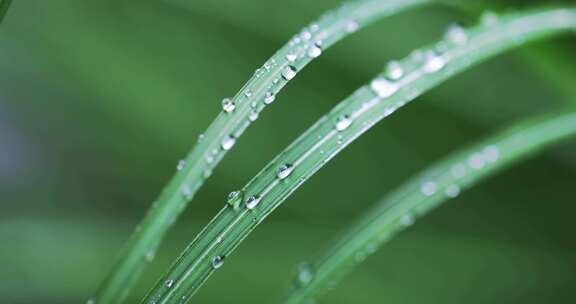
top-left (283, 111), bottom-right (576, 304)
top-left (93, 0), bottom-right (448, 303)
top-left (140, 7), bottom-right (576, 304)
top-left (0, 0), bottom-right (12, 24)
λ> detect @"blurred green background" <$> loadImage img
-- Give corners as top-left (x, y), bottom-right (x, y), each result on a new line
top-left (1, 0), bottom-right (575, 303)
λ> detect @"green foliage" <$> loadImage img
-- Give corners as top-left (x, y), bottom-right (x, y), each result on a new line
top-left (0, 0), bottom-right (12, 24)
top-left (140, 7), bottom-right (576, 304)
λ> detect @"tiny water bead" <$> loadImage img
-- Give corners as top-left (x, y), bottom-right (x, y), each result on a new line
top-left (445, 184), bottom-right (461, 198)
top-left (165, 279), bottom-right (175, 288)
top-left (420, 181), bottom-right (437, 196)
top-left (212, 255), bottom-right (225, 269)
top-left (227, 191), bottom-right (242, 208)
top-left (483, 145), bottom-right (500, 163)
top-left (244, 89), bottom-right (253, 97)
top-left (264, 92), bottom-right (276, 104)
top-left (481, 10), bottom-right (499, 26)
top-left (286, 52), bottom-right (297, 62)
top-left (335, 115), bottom-right (352, 131)
top-left (345, 20), bottom-right (359, 33)
top-left (399, 213), bottom-right (415, 227)
top-left (370, 77), bottom-right (399, 98)
top-left (248, 111), bottom-right (259, 122)
top-left (307, 43), bottom-right (323, 58)
top-left (282, 65), bottom-right (298, 80)
top-left (385, 61), bottom-right (404, 80)
top-left (423, 50), bottom-right (446, 73)
top-left (245, 195), bottom-right (262, 210)
top-left (176, 160), bottom-right (186, 171)
top-left (86, 298), bottom-right (96, 304)
top-left (468, 152), bottom-right (486, 169)
top-left (181, 185), bottom-right (193, 199)
top-left (221, 135), bottom-right (236, 150)
top-left (296, 263), bottom-right (314, 285)
top-left (445, 23), bottom-right (468, 45)
top-left (278, 163), bottom-right (294, 179)
top-left (222, 98), bottom-right (236, 113)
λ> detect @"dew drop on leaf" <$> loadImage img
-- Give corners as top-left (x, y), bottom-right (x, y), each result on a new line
top-left (370, 78), bottom-right (399, 98)
top-left (212, 255), bottom-right (225, 269)
top-left (335, 115), bottom-right (352, 131)
top-left (245, 195), bottom-right (262, 210)
top-left (277, 164), bottom-right (294, 180)
top-left (221, 135), bottom-right (236, 150)
top-left (307, 43), bottom-right (323, 58)
top-left (222, 98), bottom-right (236, 113)
top-left (421, 181), bottom-right (437, 196)
top-left (282, 65), bottom-right (298, 80)
top-left (264, 92), bottom-right (276, 104)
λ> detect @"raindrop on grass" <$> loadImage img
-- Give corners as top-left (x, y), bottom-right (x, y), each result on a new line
top-left (296, 263), bottom-right (314, 285)
top-left (286, 52), bottom-right (297, 62)
top-left (244, 89), bottom-right (253, 97)
top-left (423, 50), bottom-right (446, 73)
top-left (282, 65), bottom-right (298, 80)
top-left (345, 20), bottom-right (359, 33)
top-left (264, 92), bottom-right (276, 104)
top-left (445, 24), bottom-right (468, 45)
top-left (370, 78), bottom-right (399, 98)
top-left (245, 195), bottom-right (262, 210)
top-left (307, 43), bottom-right (323, 58)
top-left (421, 181), bottom-right (437, 196)
top-left (248, 111), bottom-right (259, 122)
top-left (222, 98), bottom-right (235, 113)
top-left (278, 164), bottom-right (294, 180)
top-left (176, 160), bottom-right (186, 171)
top-left (335, 115), bottom-right (352, 131)
top-left (212, 256), bottom-right (225, 269)
top-left (221, 135), bottom-right (236, 150)
top-left (181, 185), bottom-right (192, 199)
top-left (399, 213), bottom-right (415, 227)
top-left (445, 184), bottom-right (461, 198)
top-left (165, 279), bottom-right (174, 288)
top-left (385, 61), bottom-right (404, 80)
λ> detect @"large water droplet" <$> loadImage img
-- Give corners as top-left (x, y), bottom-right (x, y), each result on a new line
top-left (445, 24), bottom-right (468, 45)
top-left (165, 279), bottom-right (174, 288)
top-left (307, 43), bottom-right (323, 58)
top-left (212, 255), bottom-right (225, 269)
top-left (221, 135), bottom-right (236, 150)
top-left (176, 160), bottom-right (186, 171)
top-left (423, 50), bottom-right (446, 73)
top-left (421, 181), bottom-right (437, 196)
top-left (245, 195), bottom-right (261, 210)
top-left (370, 78), bottom-right (399, 98)
top-left (278, 164), bottom-right (294, 180)
top-left (264, 92), bottom-right (276, 104)
top-left (385, 61), bottom-right (404, 80)
top-left (282, 65), bottom-right (297, 80)
top-left (335, 115), bottom-right (352, 131)
top-left (222, 98), bottom-right (236, 113)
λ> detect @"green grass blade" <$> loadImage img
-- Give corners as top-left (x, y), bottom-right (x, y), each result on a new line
top-left (93, 0), bottom-right (443, 302)
top-left (283, 111), bottom-right (576, 304)
top-left (0, 0), bottom-right (12, 24)
top-left (139, 7), bottom-right (576, 304)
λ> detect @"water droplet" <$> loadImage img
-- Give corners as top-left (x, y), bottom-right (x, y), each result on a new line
top-left (264, 92), bottom-right (276, 104)
top-left (244, 89), bottom-right (253, 97)
top-left (176, 160), bottom-right (186, 171)
top-left (282, 65), bottom-right (297, 80)
top-left (483, 145), bottom-right (499, 163)
top-left (385, 61), bottom-right (404, 80)
top-left (181, 185), bottom-right (192, 199)
top-left (421, 181), bottom-right (437, 196)
top-left (445, 24), bottom-right (468, 45)
top-left (286, 52), bottom-right (297, 62)
top-left (310, 23), bottom-right (320, 32)
top-left (300, 30), bottom-right (312, 40)
top-left (399, 213), bottom-right (415, 227)
top-left (248, 111), bottom-right (259, 122)
top-left (145, 250), bottom-right (156, 262)
top-left (307, 43), bottom-right (322, 58)
top-left (221, 135), bottom-right (236, 150)
top-left (296, 263), bottom-right (314, 285)
top-left (345, 20), bottom-right (359, 33)
top-left (245, 195), bottom-right (261, 210)
top-left (450, 164), bottom-right (466, 178)
top-left (165, 279), bottom-right (174, 288)
top-left (212, 255), bottom-right (225, 269)
top-left (278, 164), bottom-right (294, 180)
top-left (468, 153), bottom-right (485, 169)
top-left (198, 133), bottom-right (205, 142)
top-left (370, 78), bottom-right (399, 98)
top-left (423, 50), bottom-right (446, 73)
top-left (205, 155), bottom-right (214, 164)
top-left (445, 184), bottom-right (461, 198)
top-left (481, 10), bottom-right (499, 26)
top-left (86, 298), bottom-right (96, 304)
top-left (335, 115), bottom-right (352, 131)
top-left (222, 98), bottom-right (236, 113)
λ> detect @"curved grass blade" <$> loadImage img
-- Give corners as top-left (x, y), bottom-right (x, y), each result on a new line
top-left (283, 111), bottom-right (576, 304)
top-left (0, 0), bottom-right (12, 24)
top-left (141, 7), bottom-right (576, 304)
top-left (93, 0), bottom-right (444, 303)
